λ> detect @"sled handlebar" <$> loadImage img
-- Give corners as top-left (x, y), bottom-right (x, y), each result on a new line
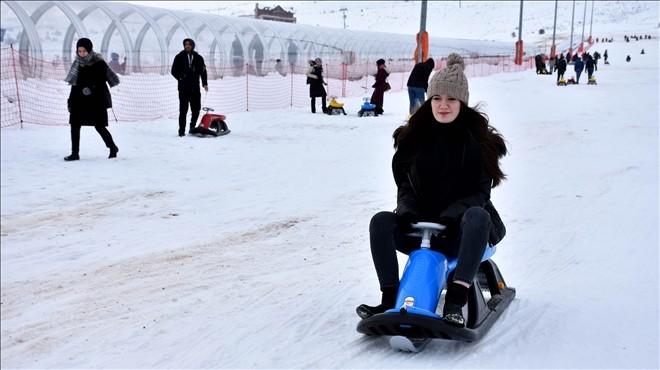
top-left (409, 222), bottom-right (446, 249)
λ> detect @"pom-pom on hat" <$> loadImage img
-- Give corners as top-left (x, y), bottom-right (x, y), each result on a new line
top-left (76, 38), bottom-right (93, 53)
top-left (427, 53), bottom-right (469, 105)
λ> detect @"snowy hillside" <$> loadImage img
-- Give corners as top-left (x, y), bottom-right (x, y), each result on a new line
top-left (1, 1), bottom-right (658, 368)
top-left (139, 1), bottom-right (658, 48)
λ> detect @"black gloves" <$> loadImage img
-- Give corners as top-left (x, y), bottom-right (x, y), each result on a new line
top-left (396, 212), bottom-right (419, 234)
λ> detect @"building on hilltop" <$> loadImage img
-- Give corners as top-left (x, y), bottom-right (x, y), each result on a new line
top-left (254, 3), bottom-right (296, 23)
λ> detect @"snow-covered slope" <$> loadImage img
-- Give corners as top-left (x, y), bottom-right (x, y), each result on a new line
top-left (1, 1), bottom-right (658, 368)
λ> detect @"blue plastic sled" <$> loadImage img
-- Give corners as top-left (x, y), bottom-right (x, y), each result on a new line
top-left (356, 222), bottom-right (516, 342)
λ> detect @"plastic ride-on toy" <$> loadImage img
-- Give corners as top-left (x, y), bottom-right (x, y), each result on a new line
top-left (587, 76), bottom-right (597, 85)
top-left (356, 222), bottom-right (516, 352)
top-left (326, 95), bottom-right (347, 115)
top-left (190, 107), bottom-right (230, 137)
top-left (357, 97), bottom-right (378, 117)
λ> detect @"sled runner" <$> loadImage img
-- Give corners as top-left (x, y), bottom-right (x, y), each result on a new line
top-left (190, 107), bottom-right (231, 137)
top-left (356, 222), bottom-right (516, 350)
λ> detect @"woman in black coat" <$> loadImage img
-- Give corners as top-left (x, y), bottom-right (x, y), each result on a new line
top-left (305, 58), bottom-right (327, 113)
top-left (356, 53), bottom-right (508, 327)
top-left (370, 58), bottom-right (390, 115)
top-left (64, 38), bottom-right (120, 161)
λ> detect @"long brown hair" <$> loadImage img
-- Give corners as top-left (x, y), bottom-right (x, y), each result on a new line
top-left (393, 99), bottom-right (508, 187)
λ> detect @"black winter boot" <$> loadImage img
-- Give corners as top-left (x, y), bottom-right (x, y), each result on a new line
top-left (64, 154), bottom-right (80, 161)
top-left (356, 284), bottom-right (398, 319)
top-left (109, 146), bottom-right (119, 159)
top-left (442, 282), bottom-right (469, 327)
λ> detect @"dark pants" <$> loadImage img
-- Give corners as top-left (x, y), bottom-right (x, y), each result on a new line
top-left (369, 207), bottom-right (490, 288)
top-left (311, 96), bottom-right (326, 113)
top-left (70, 123), bottom-right (115, 154)
top-left (557, 71), bottom-right (565, 82)
top-left (179, 90), bottom-right (201, 133)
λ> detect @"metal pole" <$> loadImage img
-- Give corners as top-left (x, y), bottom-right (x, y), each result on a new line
top-left (517, 0), bottom-right (523, 44)
top-left (569, 0), bottom-right (576, 58)
top-left (340, 7), bottom-right (347, 29)
top-left (580, 0), bottom-right (587, 51)
top-left (514, 0), bottom-right (523, 65)
top-left (588, 0), bottom-right (594, 42)
top-left (417, 0), bottom-right (427, 63)
top-left (551, 0), bottom-right (558, 57)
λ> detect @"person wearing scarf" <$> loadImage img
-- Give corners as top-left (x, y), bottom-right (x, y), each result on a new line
top-left (64, 38), bottom-right (120, 161)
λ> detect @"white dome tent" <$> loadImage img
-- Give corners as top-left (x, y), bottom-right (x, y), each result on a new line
top-left (1, 0), bottom-right (515, 79)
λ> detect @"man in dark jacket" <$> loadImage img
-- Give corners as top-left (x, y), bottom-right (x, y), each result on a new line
top-left (406, 58), bottom-right (435, 116)
top-left (555, 54), bottom-right (567, 83)
top-left (171, 38), bottom-right (208, 137)
top-left (585, 55), bottom-right (595, 79)
top-left (573, 56), bottom-right (585, 84)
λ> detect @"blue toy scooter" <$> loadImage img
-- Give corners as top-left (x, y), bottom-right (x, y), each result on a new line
top-left (356, 222), bottom-right (516, 352)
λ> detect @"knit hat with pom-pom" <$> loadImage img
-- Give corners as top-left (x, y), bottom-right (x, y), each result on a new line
top-left (427, 53), bottom-right (469, 105)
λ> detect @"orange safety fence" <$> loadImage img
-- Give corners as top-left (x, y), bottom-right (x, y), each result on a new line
top-left (1, 46), bottom-right (533, 127)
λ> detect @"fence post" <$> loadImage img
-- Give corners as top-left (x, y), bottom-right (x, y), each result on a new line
top-left (10, 44), bottom-right (24, 128)
top-left (341, 63), bottom-right (347, 98)
top-left (290, 63), bottom-right (294, 107)
top-left (245, 63), bottom-right (249, 111)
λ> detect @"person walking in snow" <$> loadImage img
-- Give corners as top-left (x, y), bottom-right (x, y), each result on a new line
top-left (370, 58), bottom-right (390, 115)
top-left (547, 56), bottom-right (556, 75)
top-left (592, 51), bottom-right (600, 71)
top-left (556, 54), bottom-right (567, 83)
top-left (356, 53), bottom-right (508, 327)
top-left (585, 55), bottom-right (595, 80)
top-left (574, 56), bottom-right (585, 84)
top-left (306, 58), bottom-right (328, 113)
top-left (171, 38), bottom-right (208, 137)
top-left (406, 57), bottom-right (435, 116)
top-left (63, 37), bottom-right (120, 161)
top-left (108, 52), bottom-right (126, 75)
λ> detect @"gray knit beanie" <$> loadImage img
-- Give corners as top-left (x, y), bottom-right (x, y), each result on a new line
top-left (427, 53), bottom-right (469, 105)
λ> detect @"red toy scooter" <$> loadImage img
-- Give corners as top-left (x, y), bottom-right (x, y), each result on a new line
top-left (190, 107), bottom-right (230, 137)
